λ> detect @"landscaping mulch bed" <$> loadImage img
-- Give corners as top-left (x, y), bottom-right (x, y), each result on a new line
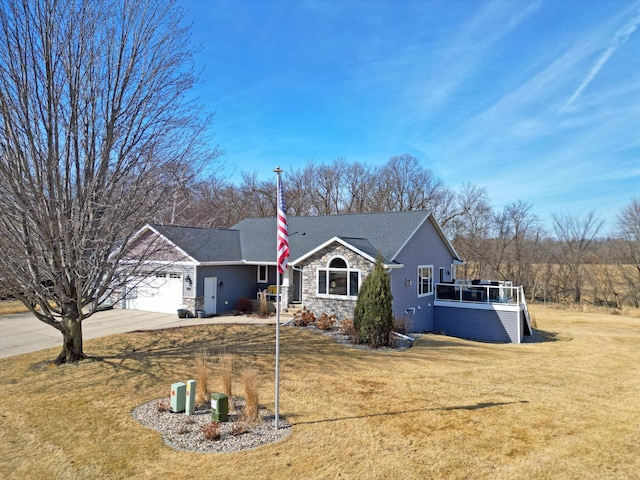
top-left (289, 322), bottom-right (416, 350)
top-left (132, 397), bottom-right (291, 453)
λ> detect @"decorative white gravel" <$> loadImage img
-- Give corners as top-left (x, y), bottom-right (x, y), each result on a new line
top-left (132, 397), bottom-right (291, 453)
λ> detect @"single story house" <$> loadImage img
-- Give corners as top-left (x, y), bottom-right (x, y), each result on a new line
top-left (119, 210), bottom-right (532, 343)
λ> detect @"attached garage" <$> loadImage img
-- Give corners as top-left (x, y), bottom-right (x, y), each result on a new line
top-left (124, 272), bottom-right (183, 314)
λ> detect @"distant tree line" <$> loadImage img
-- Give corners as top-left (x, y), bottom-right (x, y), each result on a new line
top-left (160, 155), bottom-right (639, 310)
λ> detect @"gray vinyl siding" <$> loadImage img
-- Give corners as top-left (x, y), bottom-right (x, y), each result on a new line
top-left (392, 218), bottom-right (456, 332)
top-left (196, 265), bottom-right (258, 314)
top-left (434, 305), bottom-right (521, 343)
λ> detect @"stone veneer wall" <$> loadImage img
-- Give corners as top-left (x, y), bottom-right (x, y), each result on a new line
top-left (301, 244), bottom-right (375, 320)
top-left (182, 296), bottom-right (204, 315)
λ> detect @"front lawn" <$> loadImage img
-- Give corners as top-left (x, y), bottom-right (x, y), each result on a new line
top-left (0, 305), bottom-right (638, 479)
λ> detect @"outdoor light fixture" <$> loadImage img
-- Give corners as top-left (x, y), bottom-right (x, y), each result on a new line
top-left (218, 280), bottom-right (224, 287)
top-left (405, 278), bottom-right (412, 286)
top-left (186, 275), bottom-right (192, 286)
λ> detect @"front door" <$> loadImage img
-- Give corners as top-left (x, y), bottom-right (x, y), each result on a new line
top-left (204, 277), bottom-right (217, 314)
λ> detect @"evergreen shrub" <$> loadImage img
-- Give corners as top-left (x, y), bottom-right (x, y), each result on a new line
top-left (353, 255), bottom-right (394, 347)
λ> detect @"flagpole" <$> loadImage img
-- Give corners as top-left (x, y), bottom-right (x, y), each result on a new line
top-left (274, 166), bottom-right (284, 430)
top-left (275, 265), bottom-right (281, 429)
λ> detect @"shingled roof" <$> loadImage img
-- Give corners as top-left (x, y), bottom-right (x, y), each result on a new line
top-left (149, 224), bottom-right (242, 263)
top-left (147, 210), bottom-right (459, 265)
top-left (232, 210), bottom-right (455, 264)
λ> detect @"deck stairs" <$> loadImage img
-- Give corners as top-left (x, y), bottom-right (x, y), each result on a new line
top-left (520, 286), bottom-right (533, 336)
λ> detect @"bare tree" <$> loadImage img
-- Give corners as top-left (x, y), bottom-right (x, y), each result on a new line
top-left (239, 173), bottom-right (276, 218)
top-left (0, 0), bottom-right (220, 363)
top-left (178, 170), bottom-right (236, 228)
top-left (310, 159), bottom-right (347, 215)
top-left (551, 211), bottom-right (604, 303)
top-left (439, 183), bottom-right (489, 236)
top-left (284, 163), bottom-right (316, 216)
top-left (342, 161), bottom-right (375, 213)
top-left (449, 185), bottom-right (494, 280)
top-left (500, 201), bottom-right (546, 296)
top-left (613, 197), bottom-right (640, 307)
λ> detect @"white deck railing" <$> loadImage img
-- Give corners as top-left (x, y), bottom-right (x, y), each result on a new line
top-left (435, 281), bottom-right (526, 307)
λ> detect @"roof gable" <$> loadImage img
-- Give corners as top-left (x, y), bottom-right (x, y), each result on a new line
top-left (292, 236), bottom-right (402, 267)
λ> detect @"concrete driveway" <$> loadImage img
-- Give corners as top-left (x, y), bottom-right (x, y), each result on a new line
top-left (0, 309), bottom-right (287, 359)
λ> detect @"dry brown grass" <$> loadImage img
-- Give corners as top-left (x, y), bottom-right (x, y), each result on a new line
top-left (543, 299), bottom-right (640, 319)
top-left (0, 305), bottom-right (639, 479)
top-left (0, 299), bottom-right (28, 315)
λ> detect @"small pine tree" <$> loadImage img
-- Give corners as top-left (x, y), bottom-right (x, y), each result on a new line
top-left (353, 254), bottom-right (394, 347)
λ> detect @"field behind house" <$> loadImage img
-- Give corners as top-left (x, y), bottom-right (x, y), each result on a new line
top-left (0, 305), bottom-right (638, 479)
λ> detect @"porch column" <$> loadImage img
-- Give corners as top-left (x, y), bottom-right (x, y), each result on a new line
top-left (280, 267), bottom-right (292, 309)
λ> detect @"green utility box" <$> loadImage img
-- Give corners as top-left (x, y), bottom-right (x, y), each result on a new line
top-left (210, 392), bottom-right (228, 422)
top-left (170, 382), bottom-right (186, 413)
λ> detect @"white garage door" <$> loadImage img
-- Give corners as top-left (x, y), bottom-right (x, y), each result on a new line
top-left (125, 272), bottom-right (183, 314)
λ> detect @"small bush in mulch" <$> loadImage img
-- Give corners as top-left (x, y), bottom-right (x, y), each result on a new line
top-left (315, 313), bottom-right (336, 330)
top-left (156, 399), bottom-right (170, 412)
top-left (393, 317), bottom-right (409, 335)
top-left (292, 307), bottom-right (316, 326)
top-left (338, 318), bottom-right (360, 345)
top-left (200, 421), bottom-right (221, 440)
top-left (236, 296), bottom-right (253, 313)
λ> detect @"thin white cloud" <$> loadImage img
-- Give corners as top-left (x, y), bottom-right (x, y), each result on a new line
top-left (417, 0), bottom-right (542, 112)
top-left (561, 6), bottom-right (640, 112)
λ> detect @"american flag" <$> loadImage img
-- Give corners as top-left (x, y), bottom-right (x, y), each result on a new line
top-left (276, 174), bottom-right (289, 274)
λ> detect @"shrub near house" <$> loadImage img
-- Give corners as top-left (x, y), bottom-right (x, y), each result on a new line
top-left (354, 255), bottom-right (394, 347)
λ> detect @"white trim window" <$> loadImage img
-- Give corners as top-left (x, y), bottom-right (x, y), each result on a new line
top-left (418, 265), bottom-right (434, 297)
top-left (257, 265), bottom-right (268, 283)
top-left (317, 256), bottom-right (360, 298)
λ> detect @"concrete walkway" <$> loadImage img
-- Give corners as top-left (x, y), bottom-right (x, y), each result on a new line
top-left (0, 309), bottom-right (290, 359)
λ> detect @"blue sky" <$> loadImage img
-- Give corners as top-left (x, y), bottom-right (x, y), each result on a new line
top-left (179, 0), bottom-right (640, 232)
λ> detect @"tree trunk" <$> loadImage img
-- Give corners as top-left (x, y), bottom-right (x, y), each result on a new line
top-left (55, 318), bottom-right (86, 364)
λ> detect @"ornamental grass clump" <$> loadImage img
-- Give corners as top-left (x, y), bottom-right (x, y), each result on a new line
top-left (258, 290), bottom-right (269, 316)
top-left (241, 369), bottom-right (260, 424)
top-left (353, 255), bottom-right (394, 347)
top-left (219, 353), bottom-right (233, 399)
top-left (195, 349), bottom-right (210, 407)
